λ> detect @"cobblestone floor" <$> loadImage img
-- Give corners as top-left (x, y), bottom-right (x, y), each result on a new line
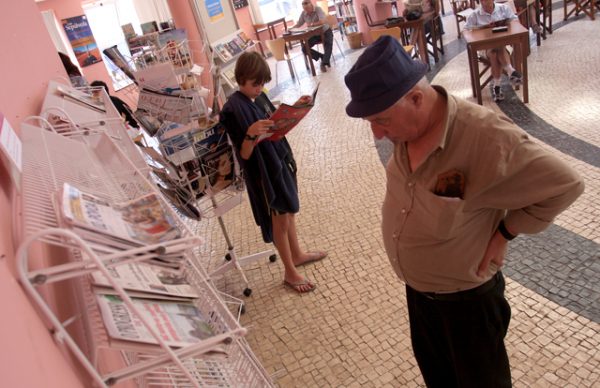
top-left (188, 2), bottom-right (599, 386)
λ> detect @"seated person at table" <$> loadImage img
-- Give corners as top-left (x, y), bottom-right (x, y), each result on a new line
top-left (464, 0), bottom-right (523, 103)
top-left (292, 0), bottom-right (334, 73)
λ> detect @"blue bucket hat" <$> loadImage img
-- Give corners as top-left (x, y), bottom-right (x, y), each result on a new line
top-left (345, 36), bottom-right (428, 118)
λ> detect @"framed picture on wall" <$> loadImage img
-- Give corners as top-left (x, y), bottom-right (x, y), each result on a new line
top-left (61, 15), bottom-right (102, 67)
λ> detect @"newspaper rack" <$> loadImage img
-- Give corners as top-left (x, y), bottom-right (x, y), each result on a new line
top-left (150, 119), bottom-right (276, 298)
top-left (130, 37), bottom-right (276, 298)
top-left (17, 123), bottom-right (274, 386)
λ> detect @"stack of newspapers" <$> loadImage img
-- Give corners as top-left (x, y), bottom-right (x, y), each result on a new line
top-left (58, 182), bottom-right (181, 251)
top-left (93, 263), bottom-right (220, 351)
top-left (57, 183), bottom-right (222, 352)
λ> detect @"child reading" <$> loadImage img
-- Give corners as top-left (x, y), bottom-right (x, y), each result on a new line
top-left (219, 52), bottom-right (327, 293)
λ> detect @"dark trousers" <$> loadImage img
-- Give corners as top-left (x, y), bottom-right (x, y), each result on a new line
top-left (303, 29), bottom-right (334, 65)
top-left (406, 272), bottom-right (512, 388)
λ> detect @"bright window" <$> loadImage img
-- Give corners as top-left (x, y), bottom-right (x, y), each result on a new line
top-left (83, 0), bottom-right (140, 90)
top-left (256, 0), bottom-right (302, 23)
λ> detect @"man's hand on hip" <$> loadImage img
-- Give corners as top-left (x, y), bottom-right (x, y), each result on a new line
top-left (477, 231), bottom-right (508, 277)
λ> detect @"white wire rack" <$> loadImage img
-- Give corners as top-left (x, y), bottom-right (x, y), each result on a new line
top-left (17, 124), bottom-right (274, 387)
top-left (33, 80), bottom-right (149, 175)
top-left (129, 36), bottom-right (276, 298)
top-left (149, 119), bottom-right (276, 298)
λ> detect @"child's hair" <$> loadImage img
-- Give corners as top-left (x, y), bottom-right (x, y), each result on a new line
top-left (234, 52), bottom-right (271, 86)
top-left (90, 80), bottom-right (110, 94)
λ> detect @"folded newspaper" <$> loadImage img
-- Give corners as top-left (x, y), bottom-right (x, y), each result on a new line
top-left (96, 294), bottom-right (218, 349)
top-left (59, 183), bottom-right (181, 247)
top-left (92, 262), bottom-right (199, 299)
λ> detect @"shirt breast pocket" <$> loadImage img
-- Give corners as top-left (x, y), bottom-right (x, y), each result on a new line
top-left (408, 185), bottom-right (466, 242)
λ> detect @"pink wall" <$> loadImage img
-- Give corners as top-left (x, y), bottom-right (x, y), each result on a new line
top-left (0, 1), bottom-right (87, 385)
top-left (235, 7), bottom-right (257, 41)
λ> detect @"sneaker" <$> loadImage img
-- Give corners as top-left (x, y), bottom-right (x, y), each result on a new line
top-left (492, 85), bottom-right (504, 102)
top-left (320, 62), bottom-right (327, 72)
top-left (510, 70), bottom-right (523, 86)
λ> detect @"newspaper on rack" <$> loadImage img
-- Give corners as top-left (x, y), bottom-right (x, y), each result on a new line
top-left (59, 182), bottom-right (181, 248)
top-left (92, 262), bottom-right (199, 299)
top-left (55, 85), bottom-right (106, 113)
top-left (96, 294), bottom-right (219, 349)
top-left (137, 87), bottom-right (201, 125)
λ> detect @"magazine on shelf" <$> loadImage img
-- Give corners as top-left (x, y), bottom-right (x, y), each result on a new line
top-left (59, 183), bottom-right (181, 247)
top-left (55, 85), bottom-right (106, 113)
top-left (259, 83), bottom-right (319, 142)
top-left (96, 294), bottom-right (219, 349)
top-left (200, 144), bottom-right (234, 193)
top-left (91, 262), bottom-right (199, 299)
top-left (214, 43), bottom-right (233, 62)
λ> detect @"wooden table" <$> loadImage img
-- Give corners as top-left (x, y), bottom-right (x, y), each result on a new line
top-left (282, 26), bottom-right (325, 76)
top-left (462, 21), bottom-right (529, 105)
top-left (386, 10), bottom-right (439, 66)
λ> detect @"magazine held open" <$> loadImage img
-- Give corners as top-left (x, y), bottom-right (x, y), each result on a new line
top-left (258, 82), bottom-right (319, 143)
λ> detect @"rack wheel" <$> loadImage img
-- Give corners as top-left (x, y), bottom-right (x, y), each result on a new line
top-left (269, 254), bottom-right (277, 263)
top-left (240, 304), bottom-right (246, 314)
top-left (225, 253), bottom-right (232, 261)
top-left (243, 288), bottom-right (252, 297)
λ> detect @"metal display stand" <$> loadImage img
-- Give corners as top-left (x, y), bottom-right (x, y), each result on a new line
top-left (131, 36), bottom-right (277, 299)
top-left (16, 123), bottom-right (274, 387)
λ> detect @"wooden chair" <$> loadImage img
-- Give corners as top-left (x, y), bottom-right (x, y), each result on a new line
top-left (253, 17), bottom-right (290, 56)
top-left (369, 27), bottom-right (415, 54)
top-left (426, 0), bottom-right (445, 61)
top-left (326, 14), bottom-right (346, 61)
top-left (361, 4), bottom-right (386, 27)
top-left (564, 0), bottom-right (598, 20)
top-left (265, 38), bottom-right (298, 85)
top-left (450, 0), bottom-right (476, 38)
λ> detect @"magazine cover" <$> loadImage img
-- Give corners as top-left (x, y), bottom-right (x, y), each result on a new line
top-left (60, 183), bottom-right (181, 246)
top-left (259, 83), bottom-right (319, 142)
top-left (91, 262), bottom-right (198, 299)
top-left (96, 294), bottom-right (216, 348)
top-left (200, 144), bottom-right (234, 193)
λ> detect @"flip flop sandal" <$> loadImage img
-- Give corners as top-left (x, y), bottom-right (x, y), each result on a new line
top-left (283, 279), bottom-right (316, 293)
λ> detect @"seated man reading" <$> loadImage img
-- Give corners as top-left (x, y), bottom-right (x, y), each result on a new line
top-left (292, 0), bottom-right (334, 73)
top-left (464, 0), bottom-right (523, 102)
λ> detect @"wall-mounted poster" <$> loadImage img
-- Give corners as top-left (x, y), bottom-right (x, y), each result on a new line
top-left (205, 0), bottom-right (225, 22)
top-left (61, 15), bottom-right (102, 67)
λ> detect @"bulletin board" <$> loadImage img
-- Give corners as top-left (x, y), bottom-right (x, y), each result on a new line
top-left (190, 0), bottom-right (239, 44)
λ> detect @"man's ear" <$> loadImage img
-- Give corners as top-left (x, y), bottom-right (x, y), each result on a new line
top-left (409, 89), bottom-right (424, 107)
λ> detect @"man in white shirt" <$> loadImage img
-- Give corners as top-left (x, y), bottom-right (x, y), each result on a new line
top-left (464, 0), bottom-right (523, 102)
top-left (292, 0), bottom-right (334, 72)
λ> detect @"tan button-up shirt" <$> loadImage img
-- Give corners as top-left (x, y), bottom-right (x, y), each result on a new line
top-left (382, 86), bottom-right (584, 293)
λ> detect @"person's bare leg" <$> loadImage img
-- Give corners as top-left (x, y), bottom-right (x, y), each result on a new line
top-left (487, 49), bottom-right (503, 80)
top-left (272, 213), bottom-right (313, 292)
top-left (287, 213), bottom-right (327, 266)
top-left (497, 47), bottom-right (512, 67)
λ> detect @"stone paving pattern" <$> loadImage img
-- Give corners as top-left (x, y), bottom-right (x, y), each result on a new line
top-left (188, 2), bottom-right (599, 386)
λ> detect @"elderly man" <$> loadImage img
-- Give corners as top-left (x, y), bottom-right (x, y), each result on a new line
top-left (292, 0), bottom-right (334, 72)
top-left (344, 36), bottom-right (584, 387)
top-left (464, 0), bottom-right (523, 102)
